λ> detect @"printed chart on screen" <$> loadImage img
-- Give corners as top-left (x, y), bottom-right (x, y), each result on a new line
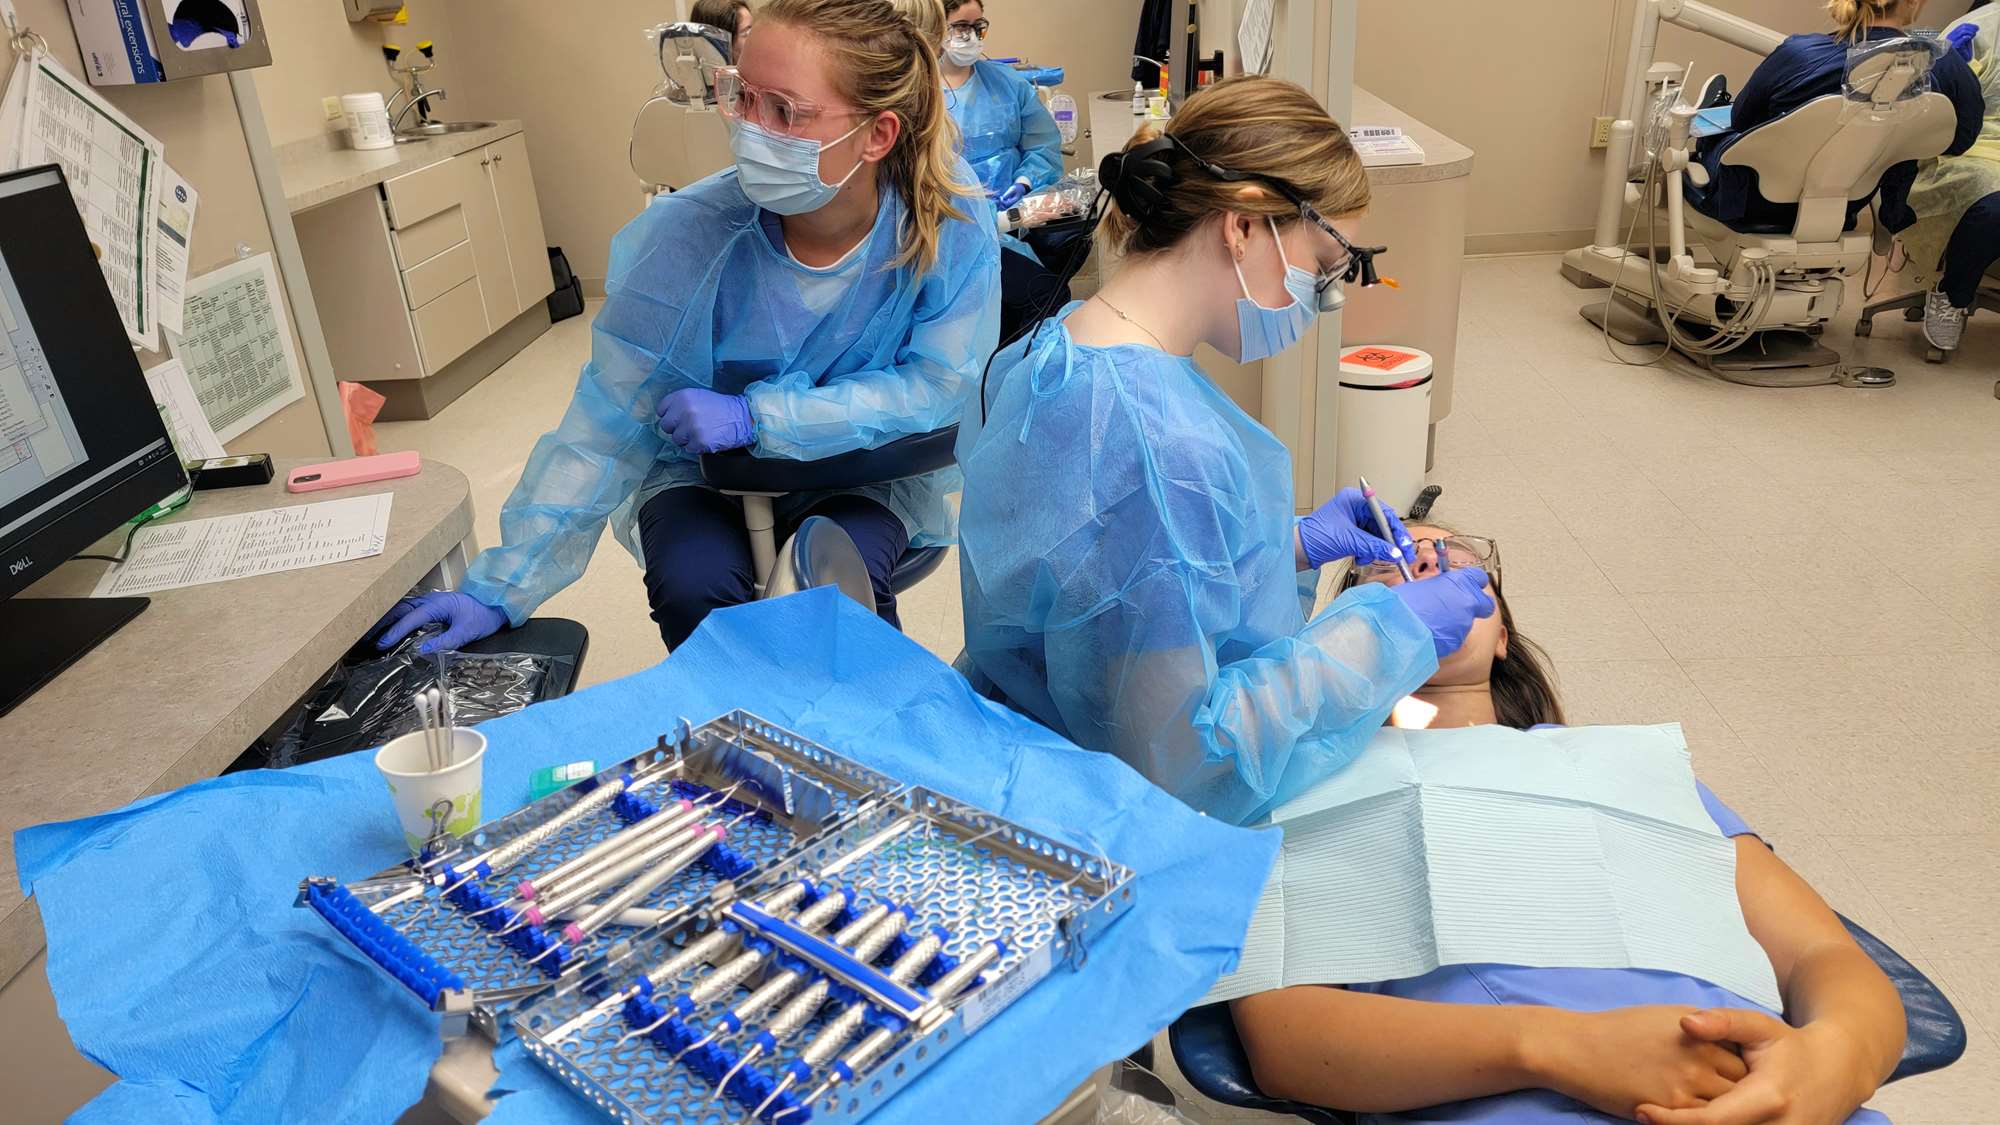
top-left (0, 238), bottom-right (87, 513)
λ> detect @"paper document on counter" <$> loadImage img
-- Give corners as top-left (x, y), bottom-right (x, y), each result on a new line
top-left (172, 252), bottom-right (304, 443)
top-left (7, 53), bottom-right (163, 348)
top-left (1352, 126), bottom-right (1425, 168)
top-left (153, 163), bottom-right (197, 337)
top-left (93, 493), bottom-right (394, 598)
top-left (142, 358), bottom-right (225, 462)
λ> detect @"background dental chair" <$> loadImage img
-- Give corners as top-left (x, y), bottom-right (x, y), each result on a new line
top-left (632, 21), bottom-right (736, 198)
top-left (1578, 40), bottom-right (1956, 387)
top-left (1167, 914), bottom-right (1966, 1123)
top-left (699, 426), bottom-right (958, 616)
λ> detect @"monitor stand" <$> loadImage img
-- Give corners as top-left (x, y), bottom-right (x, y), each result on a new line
top-left (0, 596), bottom-right (149, 717)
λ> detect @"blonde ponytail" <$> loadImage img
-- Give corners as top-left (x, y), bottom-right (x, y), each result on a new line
top-left (1825, 0), bottom-right (1918, 43)
top-left (761, 0), bottom-right (978, 273)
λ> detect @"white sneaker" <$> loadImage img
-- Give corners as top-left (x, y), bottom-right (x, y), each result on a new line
top-left (1924, 288), bottom-right (1966, 351)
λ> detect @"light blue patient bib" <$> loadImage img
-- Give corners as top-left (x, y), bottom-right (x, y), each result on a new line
top-left (1203, 723), bottom-right (1782, 1010)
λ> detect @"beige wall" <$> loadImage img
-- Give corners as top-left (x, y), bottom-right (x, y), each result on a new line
top-left (1354, 0), bottom-right (1978, 253)
top-left (4, 0), bottom-right (331, 458)
top-left (253, 0), bottom-right (457, 145)
top-left (442, 0), bottom-right (1145, 285)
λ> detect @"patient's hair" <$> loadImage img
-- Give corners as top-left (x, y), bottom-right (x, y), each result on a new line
top-left (1338, 525), bottom-right (1566, 731)
top-left (1826, 0), bottom-right (1922, 42)
top-left (1102, 76), bottom-right (1369, 258)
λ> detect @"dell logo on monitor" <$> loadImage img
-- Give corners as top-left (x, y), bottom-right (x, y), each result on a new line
top-left (7, 557), bottom-right (30, 577)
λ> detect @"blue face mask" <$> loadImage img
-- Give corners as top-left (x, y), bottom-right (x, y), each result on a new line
top-left (1233, 217), bottom-right (1340, 363)
top-left (730, 117), bottom-right (869, 215)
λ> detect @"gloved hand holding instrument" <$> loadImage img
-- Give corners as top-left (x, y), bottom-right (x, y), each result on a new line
top-left (1297, 485), bottom-right (1415, 569)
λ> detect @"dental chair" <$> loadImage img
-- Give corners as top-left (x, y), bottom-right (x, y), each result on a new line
top-left (1565, 28), bottom-right (1956, 387)
top-left (699, 426), bottom-right (959, 616)
top-left (1167, 914), bottom-right (1966, 1123)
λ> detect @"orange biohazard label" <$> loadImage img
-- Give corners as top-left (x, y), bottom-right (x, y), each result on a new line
top-left (1345, 347), bottom-right (1422, 371)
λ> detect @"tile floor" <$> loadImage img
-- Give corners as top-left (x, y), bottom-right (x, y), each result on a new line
top-left (378, 253), bottom-right (1997, 1122)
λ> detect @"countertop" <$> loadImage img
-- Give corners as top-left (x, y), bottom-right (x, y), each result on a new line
top-left (277, 119), bottom-right (525, 214)
top-left (0, 461), bottom-right (474, 985)
top-left (1349, 87), bottom-right (1475, 186)
top-left (1085, 86), bottom-right (1473, 186)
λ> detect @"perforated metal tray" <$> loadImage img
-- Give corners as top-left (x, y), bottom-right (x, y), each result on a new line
top-left (513, 784), bottom-right (1136, 1124)
top-left (296, 713), bottom-right (906, 1024)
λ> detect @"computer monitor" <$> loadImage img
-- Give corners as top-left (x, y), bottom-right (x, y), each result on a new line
top-left (0, 164), bottom-right (189, 716)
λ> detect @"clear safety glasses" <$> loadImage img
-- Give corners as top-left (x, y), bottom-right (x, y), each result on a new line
top-left (947, 18), bottom-right (991, 38)
top-left (1354, 535), bottom-right (1501, 587)
top-left (713, 67), bottom-right (863, 135)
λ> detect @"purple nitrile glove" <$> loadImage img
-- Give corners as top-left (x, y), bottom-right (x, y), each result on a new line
top-left (657, 388), bottom-right (756, 454)
top-left (1391, 568), bottom-right (1496, 659)
top-left (372, 591), bottom-right (508, 655)
top-left (994, 179), bottom-right (1029, 209)
top-left (1297, 486), bottom-right (1414, 569)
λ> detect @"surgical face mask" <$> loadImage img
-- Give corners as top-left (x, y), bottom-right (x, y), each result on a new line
top-left (944, 34), bottom-right (983, 67)
top-left (1232, 217), bottom-right (1332, 363)
top-left (729, 117), bottom-right (869, 216)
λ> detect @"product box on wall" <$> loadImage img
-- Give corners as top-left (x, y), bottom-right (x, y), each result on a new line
top-left (66, 0), bottom-right (272, 85)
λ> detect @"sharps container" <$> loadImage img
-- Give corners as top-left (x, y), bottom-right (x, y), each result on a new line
top-left (1334, 345), bottom-right (1433, 513)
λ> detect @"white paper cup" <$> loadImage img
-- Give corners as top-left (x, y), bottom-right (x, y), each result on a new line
top-left (375, 727), bottom-right (487, 852)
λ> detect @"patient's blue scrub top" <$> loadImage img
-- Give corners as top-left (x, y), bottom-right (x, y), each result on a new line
top-left (1347, 782), bottom-right (1890, 1124)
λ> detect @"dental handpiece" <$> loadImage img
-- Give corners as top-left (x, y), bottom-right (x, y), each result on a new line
top-left (440, 762), bottom-right (681, 894)
top-left (1358, 476), bottom-right (1415, 583)
top-left (621, 889), bottom-right (861, 1047)
top-left (713, 909), bottom-right (913, 1106)
top-left (500, 814), bottom-right (714, 934)
top-left (468, 798), bottom-right (704, 921)
top-left (782, 938), bottom-right (1008, 1120)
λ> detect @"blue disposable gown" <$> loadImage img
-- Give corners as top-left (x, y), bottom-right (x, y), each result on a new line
top-left (460, 170), bottom-right (1001, 625)
top-left (946, 60), bottom-right (1064, 195)
top-left (956, 310), bottom-right (1437, 824)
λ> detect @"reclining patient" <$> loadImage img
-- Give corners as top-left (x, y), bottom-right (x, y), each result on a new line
top-left (1230, 525), bottom-right (1907, 1124)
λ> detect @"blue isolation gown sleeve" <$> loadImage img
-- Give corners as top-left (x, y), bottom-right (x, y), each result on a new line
top-left (458, 209), bottom-right (682, 624)
top-left (959, 328), bottom-right (1437, 824)
top-left (742, 193), bottom-right (1001, 460)
top-left (1010, 78), bottom-right (1065, 192)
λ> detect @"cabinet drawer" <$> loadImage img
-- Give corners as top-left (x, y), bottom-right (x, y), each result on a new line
top-left (401, 240), bottom-right (478, 309)
top-left (390, 206), bottom-right (469, 268)
top-left (381, 157), bottom-right (461, 229)
top-left (412, 276), bottom-right (489, 374)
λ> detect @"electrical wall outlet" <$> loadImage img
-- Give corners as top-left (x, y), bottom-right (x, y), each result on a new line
top-left (322, 96), bottom-right (346, 123)
top-left (1590, 116), bottom-right (1614, 149)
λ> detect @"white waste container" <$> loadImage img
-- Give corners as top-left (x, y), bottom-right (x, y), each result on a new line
top-left (1334, 345), bottom-right (1433, 514)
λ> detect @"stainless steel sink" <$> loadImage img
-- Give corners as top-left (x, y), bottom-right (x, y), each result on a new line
top-left (393, 121), bottom-right (498, 142)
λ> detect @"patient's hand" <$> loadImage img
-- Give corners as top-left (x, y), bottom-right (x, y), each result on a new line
top-left (1529, 1005), bottom-right (1748, 1119)
top-left (1635, 1009), bottom-right (1875, 1125)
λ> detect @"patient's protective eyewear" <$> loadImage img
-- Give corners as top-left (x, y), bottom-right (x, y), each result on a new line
top-left (1355, 535), bottom-right (1501, 585)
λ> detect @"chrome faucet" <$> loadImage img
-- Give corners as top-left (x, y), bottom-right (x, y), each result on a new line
top-left (391, 87), bottom-right (447, 133)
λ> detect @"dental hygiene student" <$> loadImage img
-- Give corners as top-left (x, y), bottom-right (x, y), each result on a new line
top-left (957, 77), bottom-right (1495, 824)
top-left (939, 1), bottom-right (1063, 210)
top-left (375, 0), bottom-right (999, 655)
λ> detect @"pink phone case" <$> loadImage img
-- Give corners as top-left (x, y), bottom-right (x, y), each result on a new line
top-left (286, 451), bottom-right (422, 493)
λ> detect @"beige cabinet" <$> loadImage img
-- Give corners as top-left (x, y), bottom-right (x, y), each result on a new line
top-left (294, 128), bottom-right (556, 417)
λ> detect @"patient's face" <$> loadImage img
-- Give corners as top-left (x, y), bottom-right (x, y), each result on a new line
top-left (1357, 523), bottom-right (1508, 687)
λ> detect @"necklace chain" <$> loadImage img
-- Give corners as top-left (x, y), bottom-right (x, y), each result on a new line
top-left (1096, 295), bottom-right (1168, 352)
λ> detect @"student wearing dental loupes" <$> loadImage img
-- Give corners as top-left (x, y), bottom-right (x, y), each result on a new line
top-left (374, 0), bottom-right (998, 656)
top-left (956, 76), bottom-right (1494, 825)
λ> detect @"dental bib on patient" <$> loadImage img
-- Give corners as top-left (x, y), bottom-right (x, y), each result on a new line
top-left (1205, 722), bottom-right (1782, 1010)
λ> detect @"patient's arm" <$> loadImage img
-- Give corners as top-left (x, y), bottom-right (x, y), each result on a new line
top-left (1635, 838), bottom-right (1905, 1125)
top-left (1231, 988), bottom-right (1746, 1117)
